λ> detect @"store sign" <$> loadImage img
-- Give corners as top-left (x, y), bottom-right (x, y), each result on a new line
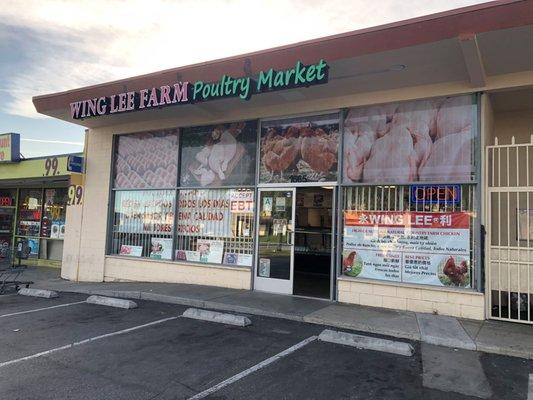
top-left (67, 155), bottom-right (84, 173)
top-left (343, 211), bottom-right (471, 287)
top-left (0, 133), bottom-right (21, 163)
top-left (410, 185), bottom-right (461, 205)
top-left (69, 59), bottom-right (329, 119)
top-left (229, 190), bottom-right (254, 213)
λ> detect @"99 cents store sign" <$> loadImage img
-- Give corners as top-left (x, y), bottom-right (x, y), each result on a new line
top-left (70, 59), bottom-right (329, 119)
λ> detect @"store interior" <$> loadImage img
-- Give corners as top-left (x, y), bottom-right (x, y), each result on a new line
top-left (293, 187), bottom-right (333, 299)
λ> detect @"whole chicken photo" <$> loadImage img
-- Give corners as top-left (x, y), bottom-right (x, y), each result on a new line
top-left (342, 95), bottom-right (474, 183)
top-left (441, 256), bottom-right (469, 286)
top-left (184, 121), bottom-right (253, 187)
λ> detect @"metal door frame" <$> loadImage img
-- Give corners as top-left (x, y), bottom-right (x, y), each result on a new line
top-left (254, 187), bottom-right (296, 294)
top-left (486, 135), bottom-right (533, 324)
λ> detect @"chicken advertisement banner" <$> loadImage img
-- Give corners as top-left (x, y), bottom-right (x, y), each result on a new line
top-left (180, 121), bottom-right (257, 187)
top-left (114, 130), bottom-right (179, 189)
top-left (343, 95), bottom-right (476, 184)
top-left (342, 211), bottom-right (471, 287)
top-left (260, 113), bottom-right (339, 183)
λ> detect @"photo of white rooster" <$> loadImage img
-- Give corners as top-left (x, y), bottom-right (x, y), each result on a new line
top-left (343, 95), bottom-right (475, 183)
top-left (260, 114), bottom-right (339, 183)
top-left (180, 121), bottom-right (257, 187)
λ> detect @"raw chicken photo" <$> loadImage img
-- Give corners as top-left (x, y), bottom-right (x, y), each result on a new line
top-left (343, 94), bottom-right (475, 183)
top-left (260, 114), bottom-right (339, 183)
top-left (180, 121), bottom-right (257, 187)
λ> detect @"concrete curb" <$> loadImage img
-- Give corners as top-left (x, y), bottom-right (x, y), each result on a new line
top-left (417, 314), bottom-right (476, 351)
top-left (303, 315), bottom-right (421, 341)
top-left (86, 295), bottom-right (138, 309)
top-left (182, 308), bottom-right (252, 326)
top-left (18, 288), bottom-right (59, 299)
top-left (318, 329), bottom-right (415, 357)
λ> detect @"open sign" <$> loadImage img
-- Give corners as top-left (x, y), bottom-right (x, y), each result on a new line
top-left (410, 185), bottom-right (461, 205)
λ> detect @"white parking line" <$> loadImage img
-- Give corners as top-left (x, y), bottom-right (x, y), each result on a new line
top-left (528, 374), bottom-right (533, 400)
top-left (0, 316), bottom-right (179, 369)
top-left (188, 335), bottom-right (317, 400)
top-left (0, 301), bottom-right (86, 318)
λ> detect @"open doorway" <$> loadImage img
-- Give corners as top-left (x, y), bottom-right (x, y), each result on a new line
top-left (293, 187), bottom-right (333, 299)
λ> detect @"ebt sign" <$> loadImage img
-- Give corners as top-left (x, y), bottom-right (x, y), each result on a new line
top-left (69, 59), bottom-right (328, 120)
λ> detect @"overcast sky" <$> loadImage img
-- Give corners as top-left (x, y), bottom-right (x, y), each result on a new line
top-left (0, 0), bottom-right (487, 158)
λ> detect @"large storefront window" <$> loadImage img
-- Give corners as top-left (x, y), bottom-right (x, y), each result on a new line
top-left (341, 94), bottom-right (479, 290)
top-left (175, 189), bottom-right (254, 266)
top-left (260, 113), bottom-right (339, 184)
top-left (180, 121), bottom-right (257, 187)
top-left (111, 190), bottom-right (175, 259)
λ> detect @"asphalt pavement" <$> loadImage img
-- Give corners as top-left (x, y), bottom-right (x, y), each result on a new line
top-left (0, 291), bottom-right (532, 399)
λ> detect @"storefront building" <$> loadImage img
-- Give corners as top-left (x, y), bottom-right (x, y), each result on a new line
top-left (0, 133), bottom-right (84, 267)
top-left (33, 1), bottom-right (533, 322)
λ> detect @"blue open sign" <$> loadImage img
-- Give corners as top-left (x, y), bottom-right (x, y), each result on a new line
top-left (410, 185), bottom-right (461, 205)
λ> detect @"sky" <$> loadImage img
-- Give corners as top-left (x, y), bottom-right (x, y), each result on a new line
top-left (0, 0), bottom-right (487, 158)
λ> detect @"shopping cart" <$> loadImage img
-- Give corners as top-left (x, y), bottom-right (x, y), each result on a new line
top-left (0, 239), bottom-right (33, 294)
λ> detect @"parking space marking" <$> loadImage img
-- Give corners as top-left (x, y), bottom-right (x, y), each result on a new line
top-left (528, 374), bottom-right (533, 400)
top-left (187, 335), bottom-right (317, 400)
top-left (0, 316), bottom-right (179, 369)
top-left (0, 301), bottom-right (86, 318)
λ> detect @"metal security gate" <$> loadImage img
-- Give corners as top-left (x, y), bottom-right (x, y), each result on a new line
top-left (486, 135), bottom-right (533, 323)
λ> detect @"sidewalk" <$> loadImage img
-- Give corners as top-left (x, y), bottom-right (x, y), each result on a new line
top-left (20, 267), bottom-right (533, 360)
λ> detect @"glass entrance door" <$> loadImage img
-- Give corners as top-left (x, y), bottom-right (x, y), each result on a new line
top-left (254, 189), bottom-right (295, 294)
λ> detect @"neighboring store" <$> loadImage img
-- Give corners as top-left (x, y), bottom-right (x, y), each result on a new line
top-left (0, 133), bottom-right (84, 268)
top-left (32, 1), bottom-right (533, 322)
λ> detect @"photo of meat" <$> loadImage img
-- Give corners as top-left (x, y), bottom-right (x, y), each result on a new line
top-left (180, 121), bottom-right (257, 187)
top-left (343, 95), bottom-right (475, 184)
top-left (260, 114), bottom-right (339, 183)
top-left (438, 255), bottom-right (471, 287)
top-left (114, 130), bottom-right (179, 189)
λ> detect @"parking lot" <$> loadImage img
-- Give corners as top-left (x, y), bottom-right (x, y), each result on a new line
top-left (0, 292), bottom-right (532, 400)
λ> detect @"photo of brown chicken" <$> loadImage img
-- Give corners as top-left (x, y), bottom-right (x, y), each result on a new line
top-left (300, 127), bottom-right (338, 173)
top-left (260, 119), bottom-right (339, 183)
top-left (442, 256), bottom-right (469, 286)
top-left (262, 126), bottom-right (302, 173)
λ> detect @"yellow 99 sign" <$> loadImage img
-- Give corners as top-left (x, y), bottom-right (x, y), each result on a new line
top-left (68, 185), bottom-right (83, 205)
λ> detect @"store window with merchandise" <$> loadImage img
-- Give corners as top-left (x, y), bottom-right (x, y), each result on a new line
top-left (15, 187), bottom-right (69, 261)
top-left (340, 94), bottom-right (480, 290)
top-left (0, 188), bottom-right (17, 266)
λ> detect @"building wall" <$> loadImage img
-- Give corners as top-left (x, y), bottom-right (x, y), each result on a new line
top-left (105, 256), bottom-right (250, 289)
top-left (338, 278), bottom-right (485, 319)
top-left (492, 109), bottom-right (533, 145)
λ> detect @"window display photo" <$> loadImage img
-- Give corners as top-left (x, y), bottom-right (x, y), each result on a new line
top-left (114, 130), bottom-right (179, 189)
top-left (179, 121), bottom-right (257, 187)
top-left (260, 113), bottom-right (339, 183)
top-left (343, 95), bottom-right (477, 184)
